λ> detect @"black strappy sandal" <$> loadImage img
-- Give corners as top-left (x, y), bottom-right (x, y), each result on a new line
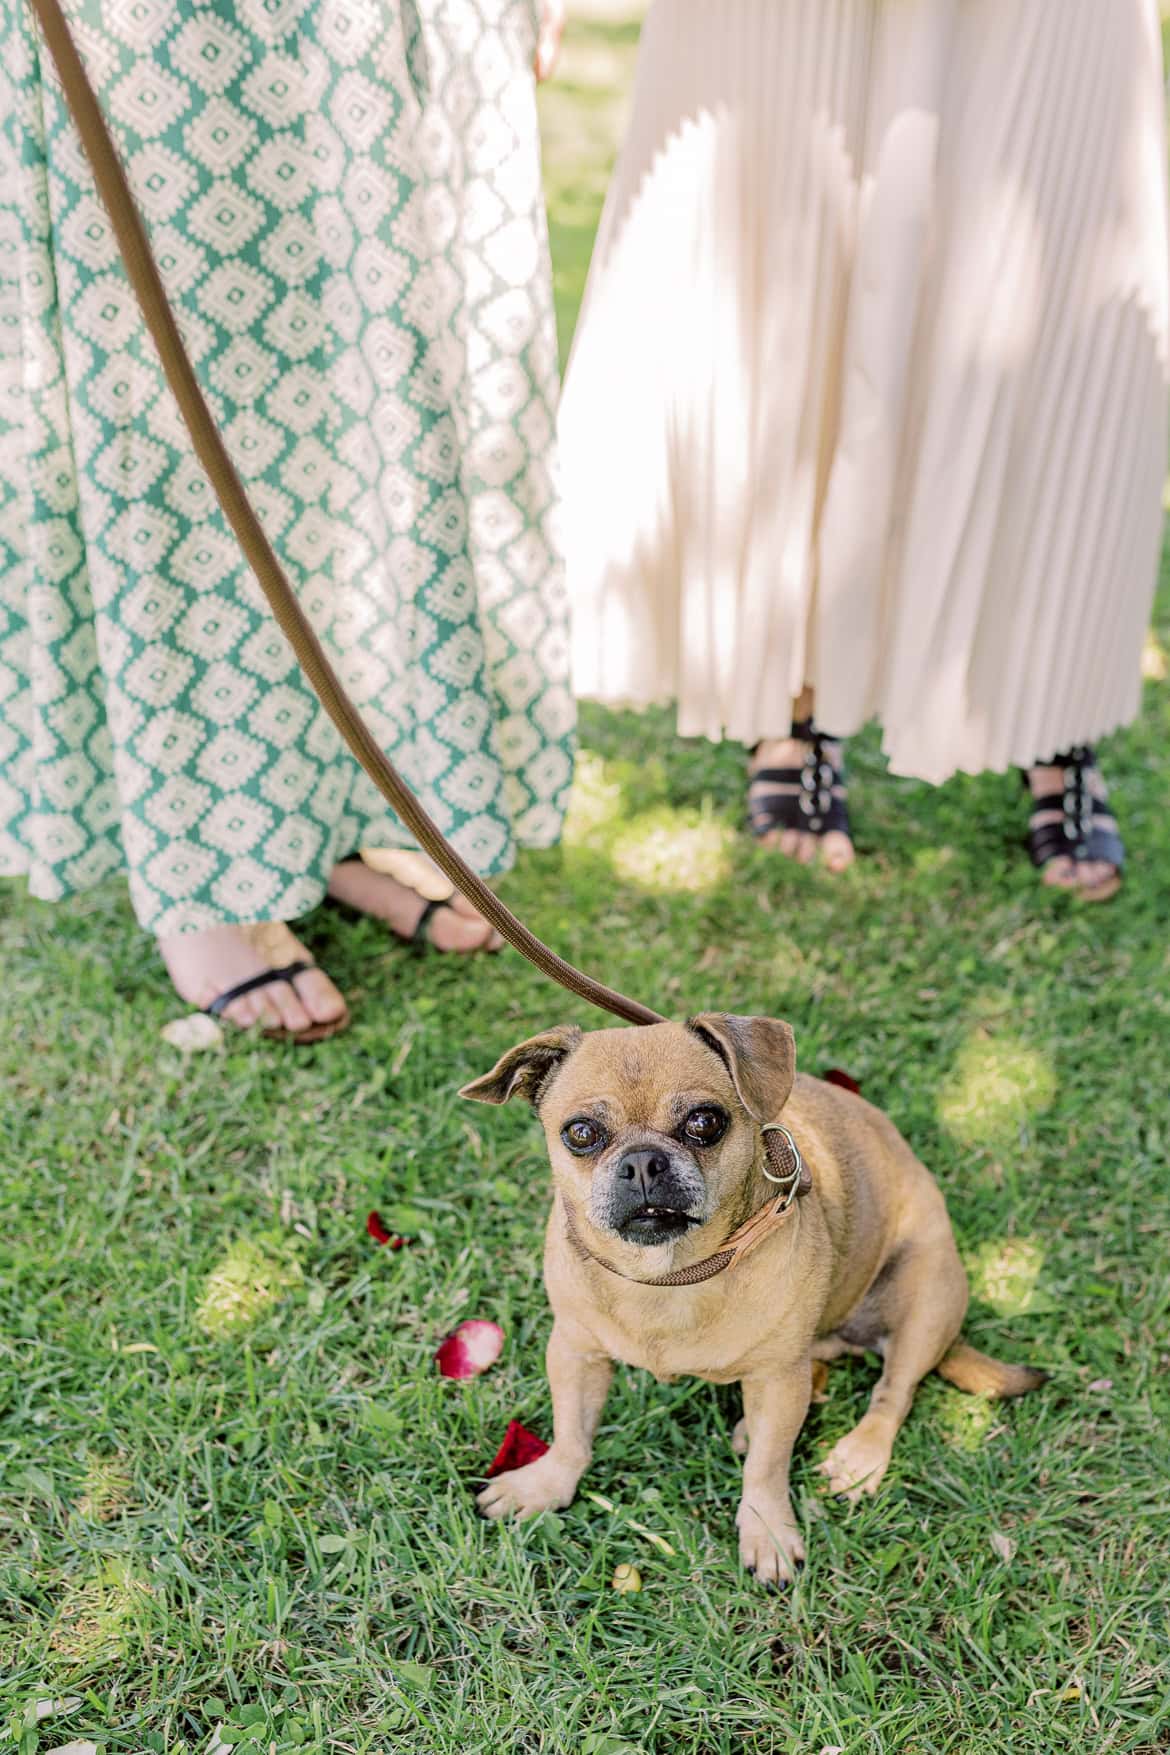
top-left (205, 960), bottom-right (350, 1043)
top-left (325, 860), bottom-right (501, 953)
top-left (1024, 746), bottom-right (1124, 901)
top-left (748, 717), bottom-right (852, 854)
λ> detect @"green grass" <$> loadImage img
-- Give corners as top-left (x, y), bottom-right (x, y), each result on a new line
top-left (4, 15), bottom-right (1170, 1754)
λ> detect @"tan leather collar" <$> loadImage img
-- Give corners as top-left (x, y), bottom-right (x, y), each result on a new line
top-left (563, 1123), bottom-right (811, 1288)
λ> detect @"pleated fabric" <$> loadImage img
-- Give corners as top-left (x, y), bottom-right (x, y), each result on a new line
top-left (560, 0), bottom-right (1170, 782)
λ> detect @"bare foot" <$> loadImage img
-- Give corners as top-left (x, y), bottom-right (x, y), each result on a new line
top-left (327, 860), bottom-right (504, 952)
top-left (749, 735), bottom-right (854, 873)
top-left (1027, 758), bottom-right (1122, 900)
top-left (158, 921), bottom-right (348, 1040)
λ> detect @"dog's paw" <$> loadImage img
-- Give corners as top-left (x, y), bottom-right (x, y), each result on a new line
top-left (820, 1417), bottom-right (893, 1503)
top-left (731, 1417), bottom-right (749, 1457)
top-left (476, 1454), bottom-right (580, 1522)
top-left (736, 1494), bottom-right (805, 1587)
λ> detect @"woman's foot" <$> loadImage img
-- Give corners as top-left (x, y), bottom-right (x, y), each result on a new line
top-left (749, 722), bottom-right (854, 873)
top-left (1026, 750), bottom-right (1123, 901)
top-left (158, 921), bottom-right (349, 1040)
top-left (326, 860), bottom-right (505, 952)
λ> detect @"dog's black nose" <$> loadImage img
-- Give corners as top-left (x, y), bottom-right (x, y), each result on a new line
top-left (617, 1149), bottom-right (670, 1199)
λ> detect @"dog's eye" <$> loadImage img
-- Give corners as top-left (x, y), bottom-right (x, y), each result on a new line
top-left (562, 1117), bottom-right (605, 1155)
top-left (682, 1106), bottom-right (727, 1147)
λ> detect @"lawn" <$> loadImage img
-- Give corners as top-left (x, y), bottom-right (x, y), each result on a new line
top-left (3, 13), bottom-right (1170, 1755)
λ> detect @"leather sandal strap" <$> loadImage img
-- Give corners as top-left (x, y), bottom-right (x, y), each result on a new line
top-left (206, 960), bottom-right (313, 1017)
top-left (1028, 819), bottom-right (1125, 870)
top-left (412, 896), bottom-right (441, 944)
top-left (1025, 749), bottom-right (1123, 871)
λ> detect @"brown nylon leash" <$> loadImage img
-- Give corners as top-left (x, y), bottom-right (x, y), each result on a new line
top-left (563, 1124), bottom-right (811, 1287)
top-left (29, 0), bottom-right (661, 1029)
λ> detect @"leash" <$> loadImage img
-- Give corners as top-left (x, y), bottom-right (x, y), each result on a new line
top-left (31, 0), bottom-right (817, 1272)
top-left (28, 0), bottom-right (661, 1030)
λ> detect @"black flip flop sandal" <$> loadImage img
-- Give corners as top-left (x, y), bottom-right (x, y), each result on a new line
top-left (205, 961), bottom-right (350, 1043)
top-left (1024, 746), bottom-right (1124, 901)
top-left (326, 860), bottom-right (500, 952)
top-left (749, 717), bottom-right (852, 848)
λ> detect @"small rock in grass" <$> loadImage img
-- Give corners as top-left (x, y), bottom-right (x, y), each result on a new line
top-left (161, 1014), bottom-right (223, 1052)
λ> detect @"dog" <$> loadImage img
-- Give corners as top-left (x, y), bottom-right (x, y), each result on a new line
top-left (461, 1014), bottom-right (1045, 1584)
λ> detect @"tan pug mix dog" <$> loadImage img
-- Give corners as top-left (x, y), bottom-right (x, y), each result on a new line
top-left (462, 1015), bottom-right (1044, 1585)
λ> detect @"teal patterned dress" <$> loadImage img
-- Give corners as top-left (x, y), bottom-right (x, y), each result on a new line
top-left (0, 0), bottom-right (573, 934)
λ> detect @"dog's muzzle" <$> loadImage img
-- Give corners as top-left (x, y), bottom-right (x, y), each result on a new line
top-left (592, 1143), bottom-right (706, 1246)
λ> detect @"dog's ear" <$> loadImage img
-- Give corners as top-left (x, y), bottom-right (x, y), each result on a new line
top-left (687, 1013), bottom-right (796, 1122)
top-left (459, 1025), bottom-right (583, 1107)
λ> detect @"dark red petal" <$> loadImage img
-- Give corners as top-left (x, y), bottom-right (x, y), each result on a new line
top-left (486, 1420), bottom-right (549, 1477)
top-left (823, 1068), bottom-right (862, 1095)
top-left (367, 1211), bottom-right (392, 1244)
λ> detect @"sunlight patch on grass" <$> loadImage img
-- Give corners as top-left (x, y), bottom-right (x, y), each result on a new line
top-left (912, 844), bottom-right (956, 874)
top-left (937, 1030), bottom-right (1055, 1147)
top-left (610, 806), bottom-right (733, 894)
top-left (50, 1562), bottom-right (151, 1663)
top-left (196, 1237), bottom-right (301, 1339)
top-left (75, 1454), bottom-right (132, 1522)
top-left (965, 1235), bottom-right (1047, 1317)
top-left (937, 1392), bottom-right (999, 1453)
top-left (563, 749), bottom-right (628, 843)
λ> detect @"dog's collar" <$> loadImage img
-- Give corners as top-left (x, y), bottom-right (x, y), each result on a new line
top-left (562, 1123), bottom-right (811, 1288)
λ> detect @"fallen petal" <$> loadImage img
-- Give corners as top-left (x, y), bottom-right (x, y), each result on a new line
top-left (436, 1319), bottom-right (504, 1379)
top-left (1087, 1378), bottom-right (1113, 1393)
top-left (367, 1212), bottom-right (410, 1250)
top-left (612, 1562), bottom-right (642, 1593)
top-left (44, 1743), bottom-right (97, 1755)
top-left (31, 1701), bottom-right (82, 1725)
top-left (989, 1530), bottom-right (1016, 1563)
top-left (161, 1014), bottom-right (223, 1052)
top-left (486, 1419), bottom-right (549, 1477)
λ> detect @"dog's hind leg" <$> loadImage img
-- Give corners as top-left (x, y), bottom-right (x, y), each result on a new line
top-left (820, 1230), bottom-right (968, 1503)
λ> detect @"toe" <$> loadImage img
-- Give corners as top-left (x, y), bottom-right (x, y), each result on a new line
top-left (428, 902), bottom-right (499, 954)
top-left (820, 830), bottom-right (854, 873)
top-left (794, 833), bottom-right (817, 866)
top-left (292, 965), bottom-right (348, 1029)
top-left (220, 990), bottom-right (266, 1031)
top-left (1042, 857), bottom-right (1079, 890)
top-left (1077, 860), bottom-right (1120, 899)
top-left (264, 980), bottom-right (312, 1037)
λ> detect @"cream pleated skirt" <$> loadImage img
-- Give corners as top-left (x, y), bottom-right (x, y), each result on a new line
top-left (560, 0), bottom-right (1170, 782)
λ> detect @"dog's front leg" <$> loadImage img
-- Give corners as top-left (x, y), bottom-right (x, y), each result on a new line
top-left (735, 1361), bottom-right (811, 1586)
top-left (477, 1319), bottom-right (612, 1521)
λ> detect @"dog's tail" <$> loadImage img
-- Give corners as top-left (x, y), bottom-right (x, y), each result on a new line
top-left (936, 1341), bottom-right (1047, 1399)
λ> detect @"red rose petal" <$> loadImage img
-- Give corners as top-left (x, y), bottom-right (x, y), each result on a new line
top-left (485, 1419), bottom-right (550, 1477)
top-left (436, 1319), bottom-right (505, 1379)
top-left (823, 1068), bottom-right (862, 1095)
top-left (367, 1211), bottom-right (411, 1249)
